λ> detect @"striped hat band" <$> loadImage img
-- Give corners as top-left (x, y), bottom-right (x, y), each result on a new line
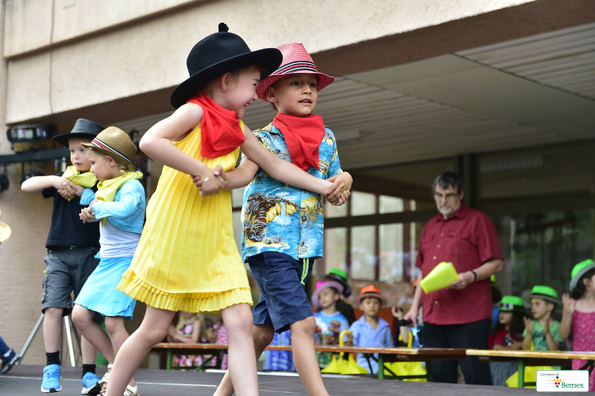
top-left (90, 137), bottom-right (133, 164)
top-left (270, 60), bottom-right (319, 76)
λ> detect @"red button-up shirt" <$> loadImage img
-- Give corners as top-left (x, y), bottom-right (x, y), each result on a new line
top-left (416, 203), bottom-right (503, 325)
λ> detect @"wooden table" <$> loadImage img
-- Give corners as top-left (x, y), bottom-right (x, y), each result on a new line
top-left (151, 343), bottom-right (466, 381)
top-left (466, 349), bottom-right (595, 387)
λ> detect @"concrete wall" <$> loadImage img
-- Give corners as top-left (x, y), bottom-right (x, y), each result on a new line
top-left (4, 0), bottom-right (536, 125)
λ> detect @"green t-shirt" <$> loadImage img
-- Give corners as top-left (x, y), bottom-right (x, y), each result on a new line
top-left (522, 320), bottom-right (564, 351)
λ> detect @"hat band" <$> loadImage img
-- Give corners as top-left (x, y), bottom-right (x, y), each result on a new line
top-left (500, 303), bottom-right (522, 310)
top-left (90, 138), bottom-right (133, 164)
top-left (270, 60), bottom-right (319, 76)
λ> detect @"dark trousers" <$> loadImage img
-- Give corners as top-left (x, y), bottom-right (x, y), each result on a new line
top-left (423, 318), bottom-right (492, 385)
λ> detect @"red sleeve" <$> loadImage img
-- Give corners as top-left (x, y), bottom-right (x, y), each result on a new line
top-left (475, 212), bottom-right (503, 264)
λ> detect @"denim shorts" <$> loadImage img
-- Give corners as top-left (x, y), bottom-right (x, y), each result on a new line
top-left (42, 246), bottom-right (100, 316)
top-left (248, 252), bottom-right (314, 333)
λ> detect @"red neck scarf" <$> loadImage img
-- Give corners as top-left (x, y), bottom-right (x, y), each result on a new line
top-left (187, 93), bottom-right (245, 158)
top-left (272, 113), bottom-right (325, 171)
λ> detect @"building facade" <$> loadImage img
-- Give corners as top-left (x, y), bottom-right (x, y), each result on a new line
top-left (1, 0), bottom-right (594, 365)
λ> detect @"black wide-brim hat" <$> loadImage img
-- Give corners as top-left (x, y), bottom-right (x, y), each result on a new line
top-left (53, 118), bottom-right (105, 147)
top-left (170, 23), bottom-right (283, 109)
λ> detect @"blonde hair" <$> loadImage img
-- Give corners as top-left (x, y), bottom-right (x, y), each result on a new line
top-left (87, 148), bottom-right (136, 174)
top-left (202, 64), bottom-right (263, 98)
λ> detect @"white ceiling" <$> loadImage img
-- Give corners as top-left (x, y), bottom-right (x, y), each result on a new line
top-left (118, 22), bottom-right (595, 173)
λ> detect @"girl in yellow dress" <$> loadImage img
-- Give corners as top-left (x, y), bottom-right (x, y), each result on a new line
top-left (104, 24), bottom-right (346, 396)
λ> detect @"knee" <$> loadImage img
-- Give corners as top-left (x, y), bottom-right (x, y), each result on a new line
top-left (253, 326), bottom-right (274, 346)
top-left (104, 318), bottom-right (120, 336)
top-left (44, 307), bottom-right (64, 320)
top-left (71, 306), bottom-right (87, 328)
top-left (291, 317), bottom-right (316, 336)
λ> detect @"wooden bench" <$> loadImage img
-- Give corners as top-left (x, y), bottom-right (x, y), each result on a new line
top-left (466, 349), bottom-right (595, 387)
top-left (151, 343), bottom-right (466, 381)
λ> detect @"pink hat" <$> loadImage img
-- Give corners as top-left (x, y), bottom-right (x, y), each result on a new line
top-left (311, 281), bottom-right (344, 309)
top-left (256, 43), bottom-right (335, 102)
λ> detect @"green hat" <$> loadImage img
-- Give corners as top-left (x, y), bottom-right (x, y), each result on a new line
top-left (325, 268), bottom-right (352, 298)
top-left (531, 285), bottom-right (560, 306)
top-left (499, 296), bottom-right (525, 312)
top-left (570, 259), bottom-right (595, 291)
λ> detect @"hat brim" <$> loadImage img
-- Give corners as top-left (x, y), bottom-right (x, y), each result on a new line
top-left (53, 132), bottom-right (96, 147)
top-left (354, 292), bottom-right (387, 307)
top-left (325, 273), bottom-right (352, 298)
top-left (570, 263), bottom-right (595, 291)
top-left (311, 281), bottom-right (344, 309)
top-left (170, 48), bottom-right (282, 109)
top-left (532, 293), bottom-right (560, 306)
top-left (256, 72), bottom-right (334, 102)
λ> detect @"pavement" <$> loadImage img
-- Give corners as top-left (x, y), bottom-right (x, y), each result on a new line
top-left (0, 364), bottom-right (564, 395)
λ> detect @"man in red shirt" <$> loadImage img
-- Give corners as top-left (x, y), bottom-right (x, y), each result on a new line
top-left (405, 171), bottom-right (503, 385)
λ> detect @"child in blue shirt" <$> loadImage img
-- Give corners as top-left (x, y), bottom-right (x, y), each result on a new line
top-left (349, 285), bottom-right (394, 375)
top-left (312, 281), bottom-right (349, 367)
top-left (212, 42), bottom-right (352, 396)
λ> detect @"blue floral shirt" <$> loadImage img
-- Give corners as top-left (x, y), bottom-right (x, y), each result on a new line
top-left (241, 123), bottom-right (343, 261)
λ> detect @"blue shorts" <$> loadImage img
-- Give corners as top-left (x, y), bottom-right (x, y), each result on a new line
top-left (248, 252), bottom-right (314, 333)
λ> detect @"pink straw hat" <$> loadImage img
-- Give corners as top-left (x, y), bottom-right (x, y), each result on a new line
top-left (311, 281), bottom-right (344, 309)
top-left (256, 43), bottom-right (335, 102)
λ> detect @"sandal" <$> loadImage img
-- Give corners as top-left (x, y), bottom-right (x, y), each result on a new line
top-left (98, 364), bottom-right (112, 395)
top-left (123, 383), bottom-right (139, 396)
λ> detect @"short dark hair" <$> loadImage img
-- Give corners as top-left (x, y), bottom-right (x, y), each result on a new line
top-left (432, 171), bottom-right (465, 194)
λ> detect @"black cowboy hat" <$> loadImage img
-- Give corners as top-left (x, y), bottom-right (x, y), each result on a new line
top-left (53, 118), bottom-right (105, 147)
top-left (170, 23), bottom-right (283, 109)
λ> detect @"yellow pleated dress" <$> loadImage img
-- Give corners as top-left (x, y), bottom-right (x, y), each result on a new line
top-left (117, 122), bottom-right (252, 313)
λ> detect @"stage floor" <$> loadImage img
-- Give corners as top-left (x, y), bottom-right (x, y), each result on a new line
top-left (0, 364), bottom-right (568, 395)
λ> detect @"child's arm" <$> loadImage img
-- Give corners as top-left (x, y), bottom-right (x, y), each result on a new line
top-left (89, 183), bottom-right (143, 221)
top-left (559, 293), bottom-right (574, 339)
top-left (544, 318), bottom-right (561, 351)
top-left (139, 103), bottom-right (221, 195)
top-left (222, 157), bottom-right (259, 190)
top-left (522, 316), bottom-right (533, 350)
top-left (21, 175), bottom-right (69, 193)
top-left (240, 124), bottom-right (346, 202)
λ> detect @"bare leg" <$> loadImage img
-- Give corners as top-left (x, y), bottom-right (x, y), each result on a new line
top-left (80, 336), bottom-right (99, 365)
top-left (104, 316), bottom-right (136, 386)
top-left (219, 304), bottom-right (260, 396)
top-left (290, 317), bottom-right (329, 396)
top-left (43, 307), bottom-right (64, 354)
top-left (214, 324), bottom-right (274, 396)
top-left (72, 305), bottom-right (115, 363)
top-left (104, 306), bottom-right (174, 396)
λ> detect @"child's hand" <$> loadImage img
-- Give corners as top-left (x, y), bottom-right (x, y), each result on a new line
top-left (391, 306), bottom-right (404, 319)
top-left (562, 293), bottom-right (575, 316)
top-left (56, 178), bottom-right (79, 199)
top-left (523, 316), bottom-right (533, 333)
top-left (79, 207), bottom-right (98, 223)
top-left (325, 173), bottom-right (352, 206)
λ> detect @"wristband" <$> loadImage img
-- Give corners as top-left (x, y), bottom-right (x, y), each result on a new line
top-left (471, 270), bottom-right (477, 282)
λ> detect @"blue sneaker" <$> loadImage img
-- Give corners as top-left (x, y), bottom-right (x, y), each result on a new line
top-left (81, 372), bottom-right (101, 395)
top-left (41, 364), bottom-right (62, 393)
top-left (1, 349), bottom-right (20, 374)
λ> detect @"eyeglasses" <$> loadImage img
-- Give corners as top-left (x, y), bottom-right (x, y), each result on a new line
top-left (434, 192), bottom-right (460, 201)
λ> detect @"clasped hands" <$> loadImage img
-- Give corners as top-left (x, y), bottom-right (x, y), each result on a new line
top-left (190, 166), bottom-right (351, 205)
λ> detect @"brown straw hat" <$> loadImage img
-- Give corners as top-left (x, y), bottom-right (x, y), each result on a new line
top-left (82, 127), bottom-right (137, 166)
